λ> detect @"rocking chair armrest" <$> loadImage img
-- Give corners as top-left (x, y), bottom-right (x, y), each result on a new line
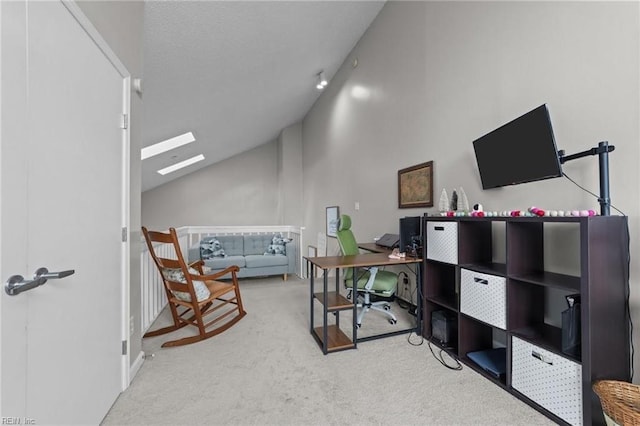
top-left (190, 265), bottom-right (240, 281)
top-left (188, 260), bottom-right (205, 273)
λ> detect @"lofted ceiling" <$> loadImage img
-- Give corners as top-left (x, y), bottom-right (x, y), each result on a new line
top-left (141, 1), bottom-right (385, 191)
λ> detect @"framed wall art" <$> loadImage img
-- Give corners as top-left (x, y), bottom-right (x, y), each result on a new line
top-left (398, 161), bottom-right (433, 208)
top-left (325, 206), bottom-right (340, 238)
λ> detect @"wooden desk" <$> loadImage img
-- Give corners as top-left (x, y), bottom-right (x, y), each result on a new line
top-left (305, 253), bottom-right (422, 354)
top-left (357, 242), bottom-right (390, 253)
top-left (359, 242), bottom-right (422, 259)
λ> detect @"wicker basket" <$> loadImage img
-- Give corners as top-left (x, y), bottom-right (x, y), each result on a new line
top-left (593, 380), bottom-right (640, 426)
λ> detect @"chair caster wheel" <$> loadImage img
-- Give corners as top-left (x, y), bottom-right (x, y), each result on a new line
top-left (389, 319), bottom-right (397, 325)
top-left (383, 304), bottom-right (391, 310)
top-left (356, 323), bottom-right (362, 329)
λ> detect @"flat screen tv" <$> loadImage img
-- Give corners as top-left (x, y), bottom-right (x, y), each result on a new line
top-left (473, 104), bottom-right (562, 190)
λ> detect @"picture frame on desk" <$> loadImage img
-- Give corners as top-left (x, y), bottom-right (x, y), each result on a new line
top-left (398, 161), bottom-right (433, 208)
top-left (326, 206), bottom-right (340, 238)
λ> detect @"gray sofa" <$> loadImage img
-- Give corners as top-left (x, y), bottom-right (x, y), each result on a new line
top-left (188, 234), bottom-right (297, 280)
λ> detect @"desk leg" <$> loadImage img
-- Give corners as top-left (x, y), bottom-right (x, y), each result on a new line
top-left (352, 268), bottom-right (357, 348)
top-left (334, 269), bottom-right (340, 330)
top-left (322, 270), bottom-right (328, 355)
top-left (309, 264), bottom-right (314, 335)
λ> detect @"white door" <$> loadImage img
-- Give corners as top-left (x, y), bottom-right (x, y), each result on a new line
top-left (1, 1), bottom-right (129, 424)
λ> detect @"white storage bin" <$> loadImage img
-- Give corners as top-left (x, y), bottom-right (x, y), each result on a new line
top-left (512, 336), bottom-right (583, 426)
top-left (460, 268), bottom-right (506, 329)
top-left (426, 221), bottom-right (458, 264)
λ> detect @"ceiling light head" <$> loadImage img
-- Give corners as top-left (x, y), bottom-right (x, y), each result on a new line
top-left (316, 71), bottom-right (328, 90)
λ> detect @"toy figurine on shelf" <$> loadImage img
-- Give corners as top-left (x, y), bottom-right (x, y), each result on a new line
top-left (471, 203), bottom-right (485, 217)
top-left (458, 187), bottom-right (470, 212)
top-left (439, 189), bottom-right (449, 216)
top-left (450, 189), bottom-right (458, 212)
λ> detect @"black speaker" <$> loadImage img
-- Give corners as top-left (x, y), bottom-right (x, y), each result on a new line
top-left (431, 310), bottom-right (457, 346)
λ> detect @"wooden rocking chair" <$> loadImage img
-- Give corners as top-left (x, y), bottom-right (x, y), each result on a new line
top-left (142, 227), bottom-right (246, 347)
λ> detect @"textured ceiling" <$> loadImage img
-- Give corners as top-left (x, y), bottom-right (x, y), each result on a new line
top-left (141, 1), bottom-right (385, 191)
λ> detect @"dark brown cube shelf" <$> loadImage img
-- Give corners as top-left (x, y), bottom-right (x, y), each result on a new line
top-left (423, 215), bottom-right (630, 426)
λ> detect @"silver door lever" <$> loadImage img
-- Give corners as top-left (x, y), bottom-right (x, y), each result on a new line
top-left (5, 267), bottom-right (75, 296)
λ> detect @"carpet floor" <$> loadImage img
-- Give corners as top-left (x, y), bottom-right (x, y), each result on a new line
top-left (102, 276), bottom-right (555, 425)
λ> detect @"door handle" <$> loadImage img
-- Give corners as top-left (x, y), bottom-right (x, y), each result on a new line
top-left (5, 267), bottom-right (75, 296)
top-left (34, 267), bottom-right (75, 281)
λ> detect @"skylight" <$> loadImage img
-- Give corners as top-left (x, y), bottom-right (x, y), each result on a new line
top-left (141, 132), bottom-right (195, 160)
top-left (157, 154), bottom-right (205, 175)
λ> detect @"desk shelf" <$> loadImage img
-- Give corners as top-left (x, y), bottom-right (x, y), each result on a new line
top-left (311, 291), bottom-right (355, 353)
top-left (312, 325), bottom-right (355, 352)
top-left (306, 252), bottom-right (422, 355)
top-left (310, 288), bottom-right (355, 354)
top-left (313, 291), bottom-right (352, 311)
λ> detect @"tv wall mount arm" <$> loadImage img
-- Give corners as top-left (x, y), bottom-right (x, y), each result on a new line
top-left (557, 141), bottom-right (615, 216)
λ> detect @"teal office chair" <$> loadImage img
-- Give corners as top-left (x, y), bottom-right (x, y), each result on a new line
top-left (336, 214), bottom-right (398, 327)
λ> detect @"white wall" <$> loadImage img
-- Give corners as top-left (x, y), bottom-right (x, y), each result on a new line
top-left (142, 121), bottom-right (306, 230)
top-left (277, 123), bottom-right (304, 226)
top-left (302, 1), bottom-right (640, 376)
top-left (142, 140), bottom-right (280, 230)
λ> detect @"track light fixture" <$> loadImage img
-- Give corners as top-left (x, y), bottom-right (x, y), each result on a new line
top-left (316, 71), bottom-right (328, 90)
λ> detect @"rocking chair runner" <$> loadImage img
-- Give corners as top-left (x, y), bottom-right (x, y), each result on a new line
top-left (142, 227), bottom-right (246, 347)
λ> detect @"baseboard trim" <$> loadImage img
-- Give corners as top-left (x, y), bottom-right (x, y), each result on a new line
top-left (129, 350), bottom-right (145, 383)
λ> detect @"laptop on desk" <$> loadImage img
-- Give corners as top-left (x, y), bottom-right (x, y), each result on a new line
top-left (376, 233), bottom-right (400, 249)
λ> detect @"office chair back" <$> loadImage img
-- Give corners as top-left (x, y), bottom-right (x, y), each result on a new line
top-left (336, 214), bottom-right (359, 280)
top-left (336, 214), bottom-right (358, 254)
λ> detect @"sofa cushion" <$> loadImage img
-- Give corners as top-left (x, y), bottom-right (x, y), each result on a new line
top-left (244, 234), bottom-right (273, 255)
top-left (200, 237), bottom-right (226, 259)
top-left (161, 266), bottom-right (211, 302)
top-left (245, 254), bottom-right (288, 268)
top-left (203, 255), bottom-right (246, 270)
top-left (263, 233), bottom-right (292, 256)
top-left (213, 235), bottom-right (244, 256)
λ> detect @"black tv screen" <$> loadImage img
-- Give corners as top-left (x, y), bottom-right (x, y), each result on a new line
top-left (473, 104), bottom-right (562, 189)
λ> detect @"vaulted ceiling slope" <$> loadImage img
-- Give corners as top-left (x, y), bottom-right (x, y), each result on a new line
top-left (142, 1), bottom-right (385, 191)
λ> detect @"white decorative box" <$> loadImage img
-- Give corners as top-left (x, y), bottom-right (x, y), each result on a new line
top-left (460, 268), bottom-right (506, 329)
top-left (511, 336), bottom-right (583, 426)
top-left (426, 221), bottom-right (458, 264)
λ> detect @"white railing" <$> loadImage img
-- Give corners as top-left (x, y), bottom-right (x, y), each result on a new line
top-left (140, 228), bottom-right (189, 333)
top-left (140, 225), bottom-right (303, 333)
